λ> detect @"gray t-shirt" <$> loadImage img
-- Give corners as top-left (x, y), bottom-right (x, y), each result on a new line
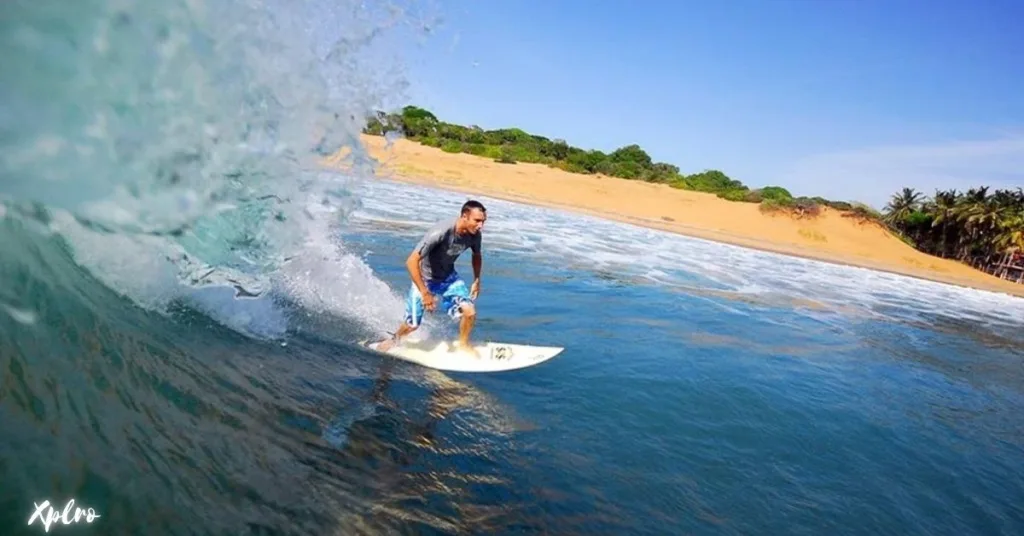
top-left (414, 219), bottom-right (482, 284)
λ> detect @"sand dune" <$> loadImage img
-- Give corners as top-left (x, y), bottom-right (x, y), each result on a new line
top-left (324, 135), bottom-right (1024, 298)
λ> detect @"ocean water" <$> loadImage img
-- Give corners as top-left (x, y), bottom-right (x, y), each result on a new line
top-left (3, 1), bottom-right (1024, 534)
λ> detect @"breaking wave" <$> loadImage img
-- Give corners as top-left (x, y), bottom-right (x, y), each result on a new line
top-left (0, 0), bottom-right (440, 341)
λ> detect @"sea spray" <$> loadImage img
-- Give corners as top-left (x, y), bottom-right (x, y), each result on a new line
top-left (0, 0), bottom-right (424, 231)
top-left (0, 0), bottom-right (441, 338)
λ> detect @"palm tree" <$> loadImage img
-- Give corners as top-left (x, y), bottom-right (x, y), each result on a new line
top-left (990, 206), bottom-right (1024, 278)
top-left (951, 187), bottom-right (990, 261)
top-left (994, 214), bottom-right (1024, 252)
top-left (881, 184), bottom-right (1023, 282)
top-left (883, 187), bottom-right (925, 229)
top-left (931, 189), bottom-right (959, 258)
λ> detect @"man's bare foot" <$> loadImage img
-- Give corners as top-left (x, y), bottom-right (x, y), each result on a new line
top-left (455, 341), bottom-right (480, 358)
top-left (375, 337), bottom-right (398, 352)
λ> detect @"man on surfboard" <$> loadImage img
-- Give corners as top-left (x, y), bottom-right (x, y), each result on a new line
top-left (374, 200), bottom-right (487, 357)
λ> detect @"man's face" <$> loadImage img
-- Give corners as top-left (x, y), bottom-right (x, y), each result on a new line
top-left (461, 208), bottom-right (487, 234)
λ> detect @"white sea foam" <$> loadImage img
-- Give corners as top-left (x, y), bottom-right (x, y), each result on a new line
top-left (45, 178), bottom-right (418, 341)
top-left (349, 179), bottom-right (1024, 329)
top-left (48, 209), bottom-right (293, 338)
top-left (272, 195), bottom-right (419, 338)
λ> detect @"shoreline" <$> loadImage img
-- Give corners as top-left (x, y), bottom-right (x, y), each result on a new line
top-left (326, 136), bottom-right (1024, 299)
top-left (378, 174), bottom-right (1024, 297)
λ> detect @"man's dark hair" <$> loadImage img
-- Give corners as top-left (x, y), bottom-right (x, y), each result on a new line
top-left (461, 200), bottom-right (486, 215)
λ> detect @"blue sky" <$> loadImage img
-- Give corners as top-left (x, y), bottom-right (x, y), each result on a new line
top-left (394, 0), bottom-right (1023, 208)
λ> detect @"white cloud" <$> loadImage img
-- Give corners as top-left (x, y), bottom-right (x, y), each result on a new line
top-left (785, 135), bottom-right (1024, 209)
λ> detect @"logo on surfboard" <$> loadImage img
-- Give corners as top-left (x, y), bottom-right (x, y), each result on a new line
top-left (490, 345), bottom-right (513, 360)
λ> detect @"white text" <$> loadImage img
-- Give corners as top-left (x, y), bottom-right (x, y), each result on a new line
top-left (28, 499), bottom-right (101, 533)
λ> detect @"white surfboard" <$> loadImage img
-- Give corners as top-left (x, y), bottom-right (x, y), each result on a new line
top-left (360, 338), bottom-right (564, 372)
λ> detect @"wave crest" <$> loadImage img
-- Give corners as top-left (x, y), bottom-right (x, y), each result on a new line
top-left (0, 0), bottom-right (436, 339)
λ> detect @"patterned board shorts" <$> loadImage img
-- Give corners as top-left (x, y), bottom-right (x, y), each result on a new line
top-left (404, 271), bottom-right (473, 328)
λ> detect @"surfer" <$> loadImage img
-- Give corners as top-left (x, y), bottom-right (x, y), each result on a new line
top-left (374, 200), bottom-right (487, 357)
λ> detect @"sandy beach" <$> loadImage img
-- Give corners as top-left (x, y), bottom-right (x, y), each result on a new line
top-left (325, 135), bottom-right (1024, 298)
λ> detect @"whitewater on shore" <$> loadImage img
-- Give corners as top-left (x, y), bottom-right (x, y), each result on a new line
top-left (346, 135), bottom-right (1024, 299)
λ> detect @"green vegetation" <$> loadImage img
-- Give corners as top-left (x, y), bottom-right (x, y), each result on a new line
top-left (759, 196), bottom-right (824, 220)
top-left (881, 187), bottom-right (1024, 274)
top-left (363, 106), bottom-right (822, 203)
top-left (363, 105), bottom-right (1024, 281)
top-left (844, 203), bottom-right (885, 225)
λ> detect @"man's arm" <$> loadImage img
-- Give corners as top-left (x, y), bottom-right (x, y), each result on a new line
top-left (405, 251), bottom-right (429, 297)
top-left (471, 233), bottom-right (483, 281)
top-left (472, 250), bottom-right (482, 281)
top-left (470, 235), bottom-right (483, 299)
top-left (469, 250), bottom-right (483, 300)
top-left (408, 225), bottom-right (444, 296)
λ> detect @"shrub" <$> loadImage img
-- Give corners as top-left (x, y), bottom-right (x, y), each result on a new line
top-left (791, 197), bottom-right (822, 219)
top-left (495, 147), bottom-right (517, 164)
top-left (715, 188), bottom-right (763, 203)
top-left (759, 186), bottom-right (793, 202)
top-left (482, 145), bottom-right (503, 160)
top-left (669, 178), bottom-right (692, 190)
top-left (842, 204), bottom-right (883, 224)
top-left (743, 189), bottom-right (764, 203)
top-left (556, 161), bottom-right (590, 174)
top-left (759, 198), bottom-right (791, 214)
top-left (759, 197), bottom-right (822, 219)
top-left (440, 140), bottom-right (463, 153)
top-left (716, 189), bottom-right (750, 202)
top-left (825, 200), bottom-right (853, 211)
top-left (466, 143), bottom-right (490, 156)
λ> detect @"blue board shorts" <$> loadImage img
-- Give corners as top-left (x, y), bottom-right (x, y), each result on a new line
top-left (404, 271), bottom-right (473, 328)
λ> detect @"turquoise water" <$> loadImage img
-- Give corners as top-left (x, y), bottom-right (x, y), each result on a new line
top-left (3, 1), bottom-right (1024, 534)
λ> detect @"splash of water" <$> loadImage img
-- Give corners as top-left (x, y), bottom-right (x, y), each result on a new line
top-left (0, 0), bottom-right (440, 339)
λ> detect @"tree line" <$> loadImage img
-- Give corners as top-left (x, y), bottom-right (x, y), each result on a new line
top-left (362, 105), bottom-right (1023, 279)
top-left (883, 186), bottom-right (1024, 275)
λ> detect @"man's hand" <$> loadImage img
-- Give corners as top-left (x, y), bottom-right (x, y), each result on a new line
top-left (406, 250), bottom-right (436, 312)
top-left (422, 292), bottom-right (437, 312)
top-left (470, 279), bottom-right (481, 300)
